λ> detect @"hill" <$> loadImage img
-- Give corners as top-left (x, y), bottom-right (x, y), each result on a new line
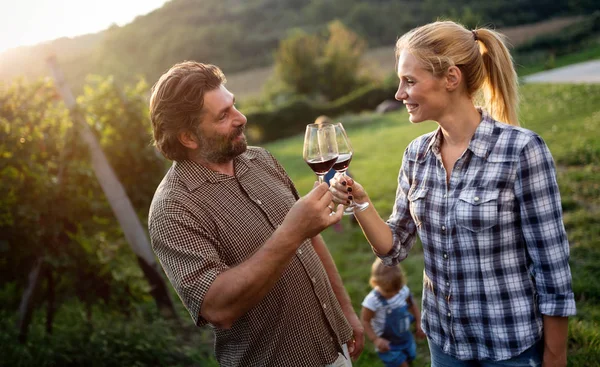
top-left (0, 0), bottom-right (594, 95)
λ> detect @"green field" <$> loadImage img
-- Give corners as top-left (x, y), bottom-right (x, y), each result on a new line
top-left (265, 83), bottom-right (600, 366)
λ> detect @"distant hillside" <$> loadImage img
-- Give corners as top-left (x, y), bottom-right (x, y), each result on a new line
top-left (0, 0), bottom-right (594, 94)
top-left (226, 16), bottom-right (585, 100)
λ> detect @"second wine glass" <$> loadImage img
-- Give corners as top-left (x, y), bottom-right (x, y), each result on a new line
top-left (333, 122), bottom-right (369, 215)
top-left (303, 123), bottom-right (338, 184)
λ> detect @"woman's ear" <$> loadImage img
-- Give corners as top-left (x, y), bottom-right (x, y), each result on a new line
top-left (178, 131), bottom-right (199, 150)
top-left (445, 65), bottom-right (462, 92)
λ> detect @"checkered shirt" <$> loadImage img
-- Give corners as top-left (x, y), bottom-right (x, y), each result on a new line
top-left (149, 147), bottom-right (353, 366)
top-left (381, 109), bottom-right (576, 361)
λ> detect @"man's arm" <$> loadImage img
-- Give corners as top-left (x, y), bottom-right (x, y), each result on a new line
top-left (201, 183), bottom-right (343, 329)
top-left (312, 235), bottom-right (364, 360)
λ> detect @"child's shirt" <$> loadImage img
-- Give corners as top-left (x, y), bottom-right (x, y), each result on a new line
top-left (361, 285), bottom-right (412, 337)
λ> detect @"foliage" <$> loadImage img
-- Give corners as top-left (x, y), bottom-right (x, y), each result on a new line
top-left (0, 76), bottom-right (167, 327)
top-left (272, 20), bottom-right (370, 102)
top-left (245, 81), bottom-right (397, 143)
top-left (0, 304), bottom-right (210, 367)
top-left (2, 0), bottom-right (599, 95)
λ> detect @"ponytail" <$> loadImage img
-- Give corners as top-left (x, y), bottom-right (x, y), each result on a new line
top-left (474, 28), bottom-right (520, 126)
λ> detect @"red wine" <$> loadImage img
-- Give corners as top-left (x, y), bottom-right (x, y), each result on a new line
top-left (332, 153), bottom-right (352, 171)
top-left (306, 156), bottom-right (337, 175)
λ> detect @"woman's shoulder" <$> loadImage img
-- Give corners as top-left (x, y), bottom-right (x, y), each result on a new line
top-left (485, 117), bottom-right (550, 162)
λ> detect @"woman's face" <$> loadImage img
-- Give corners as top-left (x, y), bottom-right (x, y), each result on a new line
top-left (395, 50), bottom-right (449, 123)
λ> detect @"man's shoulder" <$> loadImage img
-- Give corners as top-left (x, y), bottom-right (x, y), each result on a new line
top-left (148, 168), bottom-right (189, 223)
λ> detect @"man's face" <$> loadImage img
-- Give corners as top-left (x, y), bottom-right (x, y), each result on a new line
top-left (193, 85), bottom-right (248, 164)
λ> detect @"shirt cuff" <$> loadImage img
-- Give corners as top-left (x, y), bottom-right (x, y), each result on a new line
top-left (539, 292), bottom-right (577, 317)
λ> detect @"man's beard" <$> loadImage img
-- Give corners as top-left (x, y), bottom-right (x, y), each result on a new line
top-left (194, 126), bottom-right (247, 164)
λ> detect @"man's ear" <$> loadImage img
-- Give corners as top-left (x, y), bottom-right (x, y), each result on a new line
top-left (178, 131), bottom-right (199, 150)
top-left (445, 65), bottom-right (462, 92)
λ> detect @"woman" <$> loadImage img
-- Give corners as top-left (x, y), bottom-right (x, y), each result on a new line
top-left (330, 21), bottom-right (575, 366)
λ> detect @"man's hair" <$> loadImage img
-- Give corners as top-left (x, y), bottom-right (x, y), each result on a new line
top-left (369, 258), bottom-right (406, 294)
top-left (149, 62), bottom-right (226, 161)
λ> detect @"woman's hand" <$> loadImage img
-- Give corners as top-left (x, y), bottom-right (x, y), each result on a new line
top-left (329, 172), bottom-right (369, 207)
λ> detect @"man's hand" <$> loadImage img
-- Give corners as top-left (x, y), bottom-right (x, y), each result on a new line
top-left (374, 337), bottom-right (390, 352)
top-left (344, 311), bottom-right (364, 360)
top-left (280, 182), bottom-right (343, 243)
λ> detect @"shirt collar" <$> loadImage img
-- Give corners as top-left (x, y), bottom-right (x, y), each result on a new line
top-left (173, 148), bottom-right (259, 191)
top-left (425, 108), bottom-right (494, 160)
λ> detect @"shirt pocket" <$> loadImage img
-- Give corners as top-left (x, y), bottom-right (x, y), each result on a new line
top-left (408, 186), bottom-right (428, 227)
top-left (455, 188), bottom-right (499, 232)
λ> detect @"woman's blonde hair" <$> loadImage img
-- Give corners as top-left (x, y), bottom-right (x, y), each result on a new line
top-left (369, 258), bottom-right (406, 293)
top-left (396, 20), bottom-right (519, 126)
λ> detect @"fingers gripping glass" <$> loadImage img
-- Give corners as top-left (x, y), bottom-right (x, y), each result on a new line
top-left (303, 123), bottom-right (338, 184)
top-left (333, 122), bottom-right (369, 215)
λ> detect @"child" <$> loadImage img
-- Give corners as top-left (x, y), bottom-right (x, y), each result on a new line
top-left (361, 258), bottom-right (425, 367)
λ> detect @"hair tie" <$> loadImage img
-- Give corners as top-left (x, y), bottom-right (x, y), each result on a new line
top-left (472, 30), bottom-right (478, 42)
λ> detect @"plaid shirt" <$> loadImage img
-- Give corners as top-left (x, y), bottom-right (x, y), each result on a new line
top-left (149, 147), bottom-right (353, 366)
top-left (381, 109), bottom-right (576, 361)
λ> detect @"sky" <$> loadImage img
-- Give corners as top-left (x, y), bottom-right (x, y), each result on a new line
top-left (0, 0), bottom-right (170, 53)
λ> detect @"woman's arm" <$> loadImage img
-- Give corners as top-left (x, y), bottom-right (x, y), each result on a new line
top-left (542, 315), bottom-right (568, 367)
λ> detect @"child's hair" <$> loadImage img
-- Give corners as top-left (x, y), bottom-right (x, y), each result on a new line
top-left (369, 258), bottom-right (406, 293)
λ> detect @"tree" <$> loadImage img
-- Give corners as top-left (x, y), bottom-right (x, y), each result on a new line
top-left (272, 20), bottom-right (371, 102)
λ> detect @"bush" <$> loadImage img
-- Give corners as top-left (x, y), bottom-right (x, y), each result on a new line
top-left (0, 303), bottom-right (200, 367)
top-left (246, 82), bottom-right (398, 143)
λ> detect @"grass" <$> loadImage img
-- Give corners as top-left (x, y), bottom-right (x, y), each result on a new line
top-left (265, 83), bottom-right (600, 366)
top-left (516, 42), bottom-right (600, 77)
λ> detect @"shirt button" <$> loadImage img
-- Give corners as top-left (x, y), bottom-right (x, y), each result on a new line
top-left (443, 193), bottom-right (447, 198)
top-left (297, 249), bottom-right (303, 255)
top-left (474, 196), bottom-right (480, 202)
top-left (446, 281), bottom-right (450, 286)
top-left (443, 253), bottom-right (448, 259)
top-left (323, 303), bottom-right (327, 309)
top-left (255, 199), bottom-right (262, 205)
top-left (330, 337), bottom-right (334, 342)
top-left (447, 312), bottom-right (451, 317)
top-left (311, 277), bottom-right (316, 283)
top-left (441, 225), bottom-right (446, 231)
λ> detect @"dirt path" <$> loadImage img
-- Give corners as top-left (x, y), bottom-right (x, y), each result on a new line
top-left (522, 60), bottom-right (600, 84)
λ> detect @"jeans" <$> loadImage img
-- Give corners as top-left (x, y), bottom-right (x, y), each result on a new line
top-left (429, 340), bottom-right (543, 367)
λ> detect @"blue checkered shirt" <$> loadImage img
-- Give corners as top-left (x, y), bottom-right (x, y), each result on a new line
top-left (380, 109), bottom-right (576, 361)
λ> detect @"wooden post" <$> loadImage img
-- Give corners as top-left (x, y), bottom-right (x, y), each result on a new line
top-left (46, 55), bottom-right (177, 320)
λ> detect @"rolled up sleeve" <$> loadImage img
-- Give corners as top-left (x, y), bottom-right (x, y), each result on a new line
top-left (149, 200), bottom-right (228, 326)
top-left (515, 135), bottom-right (576, 317)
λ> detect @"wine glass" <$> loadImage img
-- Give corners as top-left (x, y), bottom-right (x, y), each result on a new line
top-left (303, 123), bottom-right (338, 184)
top-left (332, 122), bottom-right (369, 214)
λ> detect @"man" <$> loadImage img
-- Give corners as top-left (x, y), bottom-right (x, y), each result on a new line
top-left (148, 61), bottom-right (364, 366)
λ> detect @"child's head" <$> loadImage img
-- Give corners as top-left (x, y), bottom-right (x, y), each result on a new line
top-left (369, 258), bottom-right (406, 294)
